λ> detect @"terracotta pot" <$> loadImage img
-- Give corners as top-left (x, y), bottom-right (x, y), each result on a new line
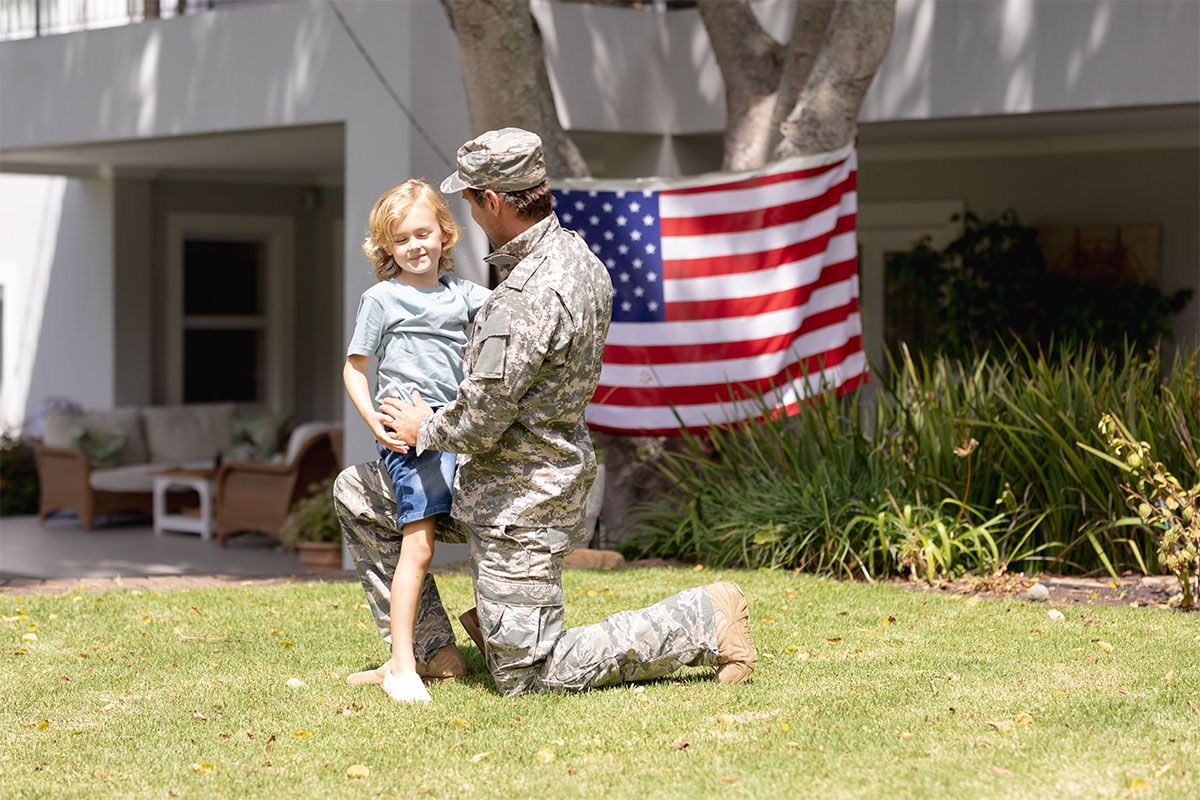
top-left (296, 541), bottom-right (343, 572)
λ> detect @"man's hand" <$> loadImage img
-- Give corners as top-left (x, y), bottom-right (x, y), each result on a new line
top-left (368, 411), bottom-right (408, 454)
top-left (380, 390), bottom-right (434, 447)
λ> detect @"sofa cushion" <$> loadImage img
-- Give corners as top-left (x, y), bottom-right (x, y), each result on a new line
top-left (89, 461), bottom-right (215, 494)
top-left (143, 404), bottom-right (236, 464)
top-left (42, 408), bottom-right (148, 466)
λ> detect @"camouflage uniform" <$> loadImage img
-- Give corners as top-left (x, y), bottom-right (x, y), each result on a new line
top-left (336, 128), bottom-right (719, 695)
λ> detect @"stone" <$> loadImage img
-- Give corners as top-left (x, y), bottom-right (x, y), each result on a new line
top-left (1025, 583), bottom-right (1050, 602)
top-left (1047, 609), bottom-right (1065, 622)
top-left (563, 548), bottom-right (625, 570)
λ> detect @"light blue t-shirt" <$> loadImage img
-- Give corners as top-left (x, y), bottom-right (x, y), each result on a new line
top-left (347, 274), bottom-right (492, 408)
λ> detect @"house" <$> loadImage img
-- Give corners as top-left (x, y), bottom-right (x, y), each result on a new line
top-left (1, 0), bottom-right (1196, 475)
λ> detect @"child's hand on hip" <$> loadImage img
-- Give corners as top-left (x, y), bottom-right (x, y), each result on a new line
top-left (370, 412), bottom-right (409, 454)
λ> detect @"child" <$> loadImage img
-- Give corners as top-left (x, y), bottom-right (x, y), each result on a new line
top-left (344, 179), bottom-right (491, 703)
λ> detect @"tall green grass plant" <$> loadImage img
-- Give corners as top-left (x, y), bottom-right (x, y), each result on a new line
top-left (628, 344), bottom-right (1200, 579)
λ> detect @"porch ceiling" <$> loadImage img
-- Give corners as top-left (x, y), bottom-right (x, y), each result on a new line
top-left (0, 123), bottom-right (344, 184)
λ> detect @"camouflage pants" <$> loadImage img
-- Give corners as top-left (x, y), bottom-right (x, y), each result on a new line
top-left (334, 460), bottom-right (719, 695)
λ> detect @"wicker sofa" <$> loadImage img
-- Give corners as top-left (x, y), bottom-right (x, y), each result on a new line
top-left (31, 403), bottom-right (338, 532)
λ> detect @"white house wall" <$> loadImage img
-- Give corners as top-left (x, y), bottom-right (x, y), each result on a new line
top-left (0, 174), bottom-right (115, 428)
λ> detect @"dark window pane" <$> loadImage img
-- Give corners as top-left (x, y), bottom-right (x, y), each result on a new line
top-left (184, 240), bottom-right (262, 315)
top-left (184, 329), bottom-right (261, 403)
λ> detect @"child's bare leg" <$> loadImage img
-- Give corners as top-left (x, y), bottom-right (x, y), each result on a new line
top-left (389, 516), bottom-right (437, 675)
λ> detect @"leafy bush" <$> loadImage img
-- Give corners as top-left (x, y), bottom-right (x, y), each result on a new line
top-left (886, 210), bottom-right (1192, 359)
top-left (280, 478), bottom-right (340, 548)
top-left (626, 344), bottom-right (1200, 579)
top-left (0, 430), bottom-right (39, 516)
top-left (1084, 413), bottom-right (1200, 607)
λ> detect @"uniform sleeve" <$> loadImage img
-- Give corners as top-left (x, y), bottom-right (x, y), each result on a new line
top-left (417, 289), bottom-right (557, 455)
top-left (346, 295), bottom-right (385, 357)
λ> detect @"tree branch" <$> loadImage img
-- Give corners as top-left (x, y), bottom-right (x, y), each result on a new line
top-left (774, 0), bottom-right (895, 158)
top-left (697, 0), bottom-right (784, 170)
top-left (440, 0), bottom-right (589, 178)
top-left (767, 0), bottom-right (836, 156)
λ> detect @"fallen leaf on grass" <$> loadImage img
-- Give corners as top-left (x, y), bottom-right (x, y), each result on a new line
top-left (783, 741), bottom-right (800, 750)
top-left (453, 718), bottom-right (470, 729)
top-left (536, 748), bottom-right (555, 764)
top-left (292, 730), bottom-right (311, 739)
top-left (1047, 610), bottom-right (1065, 622)
top-left (21, 633), bottom-right (37, 643)
top-left (824, 637), bottom-right (842, 644)
top-left (1015, 713), bottom-right (1033, 725)
top-left (469, 752), bottom-right (490, 763)
top-left (193, 711), bottom-right (208, 722)
top-left (721, 777), bottom-right (739, 785)
top-left (285, 678), bottom-right (304, 689)
top-left (37, 720), bottom-right (49, 730)
top-left (1129, 779), bottom-right (1149, 791)
top-left (190, 762), bottom-right (213, 773)
top-left (279, 640), bottom-right (295, 648)
top-left (345, 764), bottom-right (370, 779)
top-left (1096, 640), bottom-right (1114, 654)
top-left (715, 710), bottom-right (780, 725)
top-left (899, 730), bottom-right (913, 740)
top-left (58, 676), bottom-right (70, 685)
top-left (988, 720), bottom-right (1014, 734)
top-left (337, 704), bottom-right (363, 717)
top-left (989, 765), bottom-right (1014, 777)
top-left (670, 741), bottom-right (689, 751)
top-left (691, 564), bottom-right (706, 573)
top-left (1162, 671), bottom-right (1175, 684)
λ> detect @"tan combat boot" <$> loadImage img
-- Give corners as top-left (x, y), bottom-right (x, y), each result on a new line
top-left (344, 644), bottom-right (466, 687)
top-left (707, 580), bottom-right (757, 684)
top-left (458, 607), bottom-right (486, 654)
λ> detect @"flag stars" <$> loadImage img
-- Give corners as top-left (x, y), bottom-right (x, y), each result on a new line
top-left (642, 190), bottom-right (653, 197)
top-left (617, 244), bottom-right (629, 255)
top-left (603, 230), bottom-right (615, 241)
top-left (629, 201), bottom-right (640, 213)
top-left (574, 200), bottom-right (585, 211)
top-left (602, 202), bottom-right (613, 213)
top-left (621, 301), bottom-right (633, 312)
top-left (630, 230), bottom-right (642, 242)
top-left (647, 300), bottom-right (659, 312)
top-left (633, 286), bottom-right (645, 297)
top-left (642, 215), bottom-right (655, 227)
top-left (618, 272), bottom-right (631, 283)
top-left (588, 190), bottom-right (598, 198)
top-left (616, 190), bottom-right (627, 199)
top-left (589, 215), bottom-right (600, 226)
top-left (605, 258), bottom-right (616, 268)
top-left (591, 243), bottom-right (602, 254)
top-left (562, 213), bottom-right (573, 224)
top-left (632, 258), bottom-right (643, 268)
top-left (646, 271), bottom-right (658, 282)
top-left (616, 215), bottom-right (627, 227)
top-left (645, 243), bottom-right (657, 254)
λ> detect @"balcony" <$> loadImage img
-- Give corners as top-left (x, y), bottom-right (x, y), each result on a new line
top-left (0, 0), bottom-right (270, 41)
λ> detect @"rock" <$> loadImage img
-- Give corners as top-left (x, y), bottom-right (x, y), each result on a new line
top-left (1025, 583), bottom-right (1050, 602)
top-left (1047, 609), bottom-right (1065, 622)
top-left (563, 548), bottom-right (625, 570)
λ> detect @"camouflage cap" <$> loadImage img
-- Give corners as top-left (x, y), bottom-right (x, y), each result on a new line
top-left (440, 128), bottom-right (547, 194)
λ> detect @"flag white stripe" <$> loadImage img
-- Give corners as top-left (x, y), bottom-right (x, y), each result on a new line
top-left (600, 313), bottom-right (861, 388)
top-left (606, 277), bottom-right (860, 347)
top-left (658, 158), bottom-right (854, 218)
top-left (586, 352), bottom-right (868, 428)
top-left (661, 192), bottom-right (856, 261)
top-left (663, 232), bottom-right (857, 303)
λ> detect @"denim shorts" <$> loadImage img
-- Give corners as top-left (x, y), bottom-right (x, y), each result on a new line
top-left (376, 443), bottom-right (457, 526)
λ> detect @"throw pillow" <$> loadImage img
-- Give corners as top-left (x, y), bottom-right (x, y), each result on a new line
top-left (231, 413), bottom-right (292, 462)
top-left (69, 427), bottom-right (128, 469)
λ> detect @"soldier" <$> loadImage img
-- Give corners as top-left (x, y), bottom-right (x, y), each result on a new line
top-left (337, 127), bottom-right (756, 696)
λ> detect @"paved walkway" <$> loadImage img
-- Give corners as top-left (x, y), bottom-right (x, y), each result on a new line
top-left (0, 514), bottom-right (307, 582)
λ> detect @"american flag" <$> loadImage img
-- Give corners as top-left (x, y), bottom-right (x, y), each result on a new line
top-left (552, 146), bottom-right (866, 436)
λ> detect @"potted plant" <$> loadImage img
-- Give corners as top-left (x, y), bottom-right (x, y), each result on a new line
top-left (281, 477), bottom-right (343, 572)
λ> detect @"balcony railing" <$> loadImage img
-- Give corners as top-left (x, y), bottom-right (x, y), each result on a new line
top-left (0, 0), bottom-right (270, 41)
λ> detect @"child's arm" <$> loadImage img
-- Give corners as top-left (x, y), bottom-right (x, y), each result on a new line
top-left (343, 355), bottom-right (408, 453)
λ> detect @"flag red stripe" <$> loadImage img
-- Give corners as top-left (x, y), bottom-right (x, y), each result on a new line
top-left (606, 298), bottom-right (860, 365)
top-left (659, 158), bottom-right (848, 196)
top-left (662, 212), bottom-right (856, 279)
top-left (587, 369), bottom-right (869, 437)
top-left (664, 258), bottom-right (858, 322)
top-left (660, 173), bottom-right (855, 237)
top-left (593, 335), bottom-right (862, 407)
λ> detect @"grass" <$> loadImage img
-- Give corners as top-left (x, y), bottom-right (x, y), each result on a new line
top-left (3, 568), bottom-right (1198, 799)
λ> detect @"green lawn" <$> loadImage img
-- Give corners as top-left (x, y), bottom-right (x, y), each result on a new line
top-left (3, 568), bottom-right (1197, 799)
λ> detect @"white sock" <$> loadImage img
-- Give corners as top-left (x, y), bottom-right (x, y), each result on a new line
top-left (381, 667), bottom-right (432, 704)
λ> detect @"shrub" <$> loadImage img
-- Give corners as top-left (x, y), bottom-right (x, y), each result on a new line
top-left (280, 478), bottom-right (340, 549)
top-left (626, 344), bottom-right (1200, 579)
top-left (0, 430), bottom-right (39, 516)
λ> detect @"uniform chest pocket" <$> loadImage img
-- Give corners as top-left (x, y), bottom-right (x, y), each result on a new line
top-left (472, 312), bottom-right (510, 379)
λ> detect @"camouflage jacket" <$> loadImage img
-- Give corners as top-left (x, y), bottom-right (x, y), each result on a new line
top-left (417, 213), bottom-right (613, 527)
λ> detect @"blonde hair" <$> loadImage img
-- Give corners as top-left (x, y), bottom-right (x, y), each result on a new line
top-left (362, 179), bottom-right (461, 281)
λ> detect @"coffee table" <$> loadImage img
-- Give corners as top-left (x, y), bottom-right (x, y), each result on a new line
top-left (152, 468), bottom-right (218, 540)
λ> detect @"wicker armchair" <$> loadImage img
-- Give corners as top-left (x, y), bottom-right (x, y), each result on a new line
top-left (31, 440), bottom-right (155, 530)
top-left (213, 425), bottom-right (342, 546)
